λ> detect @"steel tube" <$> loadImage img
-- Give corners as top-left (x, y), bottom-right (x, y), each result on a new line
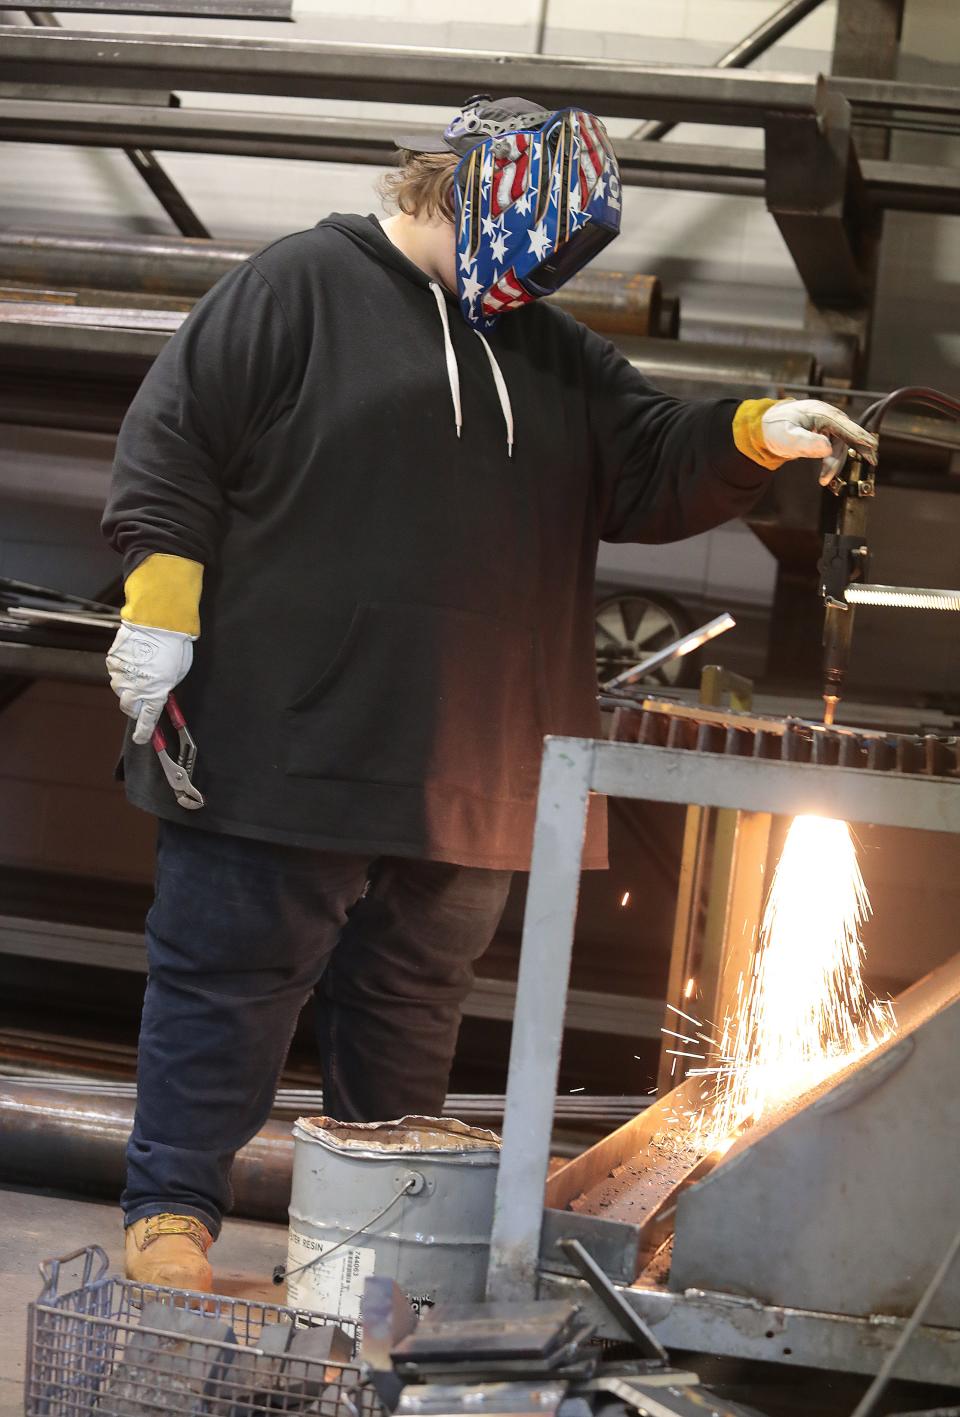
top-left (548, 272), bottom-right (662, 336)
top-left (0, 230), bottom-right (252, 299)
top-left (0, 1080), bottom-right (295, 1221)
top-left (617, 337), bottom-right (816, 397)
top-left (680, 317), bottom-right (858, 382)
top-left (0, 234), bottom-right (659, 315)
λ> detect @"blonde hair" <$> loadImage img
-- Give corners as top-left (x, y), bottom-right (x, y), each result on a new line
top-left (380, 150), bottom-right (459, 223)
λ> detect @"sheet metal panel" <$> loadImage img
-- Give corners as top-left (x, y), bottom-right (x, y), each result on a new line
top-left (670, 953), bottom-right (960, 1328)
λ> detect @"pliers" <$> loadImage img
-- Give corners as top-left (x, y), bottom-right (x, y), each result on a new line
top-left (151, 693), bottom-right (205, 810)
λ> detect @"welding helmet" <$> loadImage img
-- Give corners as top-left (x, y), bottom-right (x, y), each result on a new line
top-left (397, 95), bottom-right (622, 330)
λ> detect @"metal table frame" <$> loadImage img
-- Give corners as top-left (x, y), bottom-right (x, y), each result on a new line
top-left (483, 735), bottom-right (960, 1379)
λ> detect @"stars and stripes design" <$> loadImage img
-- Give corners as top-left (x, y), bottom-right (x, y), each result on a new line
top-left (490, 133), bottom-right (532, 217)
top-left (575, 111), bottom-right (607, 210)
top-left (453, 106), bottom-right (622, 331)
top-left (481, 268), bottom-right (537, 318)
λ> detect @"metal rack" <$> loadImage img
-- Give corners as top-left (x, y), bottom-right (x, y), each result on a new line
top-left (483, 732), bottom-right (960, 1383)
top-left (0, 36), bottom-right (934, 305)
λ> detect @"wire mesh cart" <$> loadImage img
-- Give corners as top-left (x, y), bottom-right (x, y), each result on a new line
top-left (25, 1244), bottom-right (379, 1417)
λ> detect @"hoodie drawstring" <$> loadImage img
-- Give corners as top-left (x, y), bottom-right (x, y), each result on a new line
top-left (474, 331), bottom-right (515, 460)
top-left (429, 281), bottom-right (514, 459)
top-left (430, 281), bottom-right (462, 442)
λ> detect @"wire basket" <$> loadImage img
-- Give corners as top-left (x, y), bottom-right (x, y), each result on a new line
top-left (25, 1245), bottom-right (381, 1417)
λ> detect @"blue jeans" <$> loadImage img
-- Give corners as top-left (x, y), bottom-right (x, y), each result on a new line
top-left (124, 821), bottom-right (512, 1237)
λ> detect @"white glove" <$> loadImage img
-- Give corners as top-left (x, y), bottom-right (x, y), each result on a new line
top-left (761, 399), bottom-right (879, 485)
top-left (106, 621), bottom-right (194, 745)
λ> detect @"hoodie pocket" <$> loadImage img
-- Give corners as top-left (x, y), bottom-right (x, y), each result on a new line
top-left (284, 601), bottom-right (547, 801)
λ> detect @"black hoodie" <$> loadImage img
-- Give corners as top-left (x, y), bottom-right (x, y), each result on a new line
top-left (102, 213), bottom-right (770, 870)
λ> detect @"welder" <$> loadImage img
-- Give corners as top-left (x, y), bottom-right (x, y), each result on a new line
top-left (102, 95), bottom-right (877, 1291)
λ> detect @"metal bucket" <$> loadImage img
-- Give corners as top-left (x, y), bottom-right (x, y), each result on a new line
top-left (286, 1115), bottom-right (501, 1320)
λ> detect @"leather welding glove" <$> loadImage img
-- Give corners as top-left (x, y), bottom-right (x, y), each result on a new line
top-left (733, 398), bottom-right (879, 484)
top-left (105, 553), bottom-right (202, 745)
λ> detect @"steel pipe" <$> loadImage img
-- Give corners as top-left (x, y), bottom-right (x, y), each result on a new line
top-left (680, 317), bottom-right (858, 383)
top-left (0, 233), bottom-right (669, 337)
top-left (548, 272), bottom-right (662, 336)
top-left (0, 230), bottom-right (253, 299)
top-left (0, 1081), bottom-right (652, 1221)
top-left (617, 337), bottom-right (816, 398)
top-left (0, 1080), bottom-right (294, 1221)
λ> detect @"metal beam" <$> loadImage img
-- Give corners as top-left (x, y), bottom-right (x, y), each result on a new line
top-left (587, 740), bottom-right (960, 834)
top-left (0, 33), bottom-right (833, 121)
top-left (12, 0), bottom-right (292, 14)
top-left (3, 104), bottom-right (953, 215)
top-left (837, 74), bottom-right (960, 117)
top-left (1, 31), bottom-right (952, 119)
top-left (765, 88), bottom-right (871, 306)
top-left (486, 737), bottom-right (593, 1303)
top-left (833, 0), bottom-right (905, 160)
top-left (540, 1272), bottom-right (960, 1387)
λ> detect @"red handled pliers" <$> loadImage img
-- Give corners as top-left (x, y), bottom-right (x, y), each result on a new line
top-left (151, 693), bottom-right (205, 810)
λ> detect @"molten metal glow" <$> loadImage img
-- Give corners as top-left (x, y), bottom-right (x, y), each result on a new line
top-left (693, 814), bottom-right (895, 1149)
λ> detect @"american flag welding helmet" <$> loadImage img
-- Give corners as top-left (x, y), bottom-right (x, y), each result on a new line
top-left (447, 97), bottom-right (622, 330)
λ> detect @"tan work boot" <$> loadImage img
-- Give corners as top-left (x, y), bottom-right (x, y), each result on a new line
top-left (125, 1213), bottom-right (214, 1292)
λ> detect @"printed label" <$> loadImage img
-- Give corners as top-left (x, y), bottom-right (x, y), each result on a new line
top-left (285, 1229), bottom-right (377, 1321)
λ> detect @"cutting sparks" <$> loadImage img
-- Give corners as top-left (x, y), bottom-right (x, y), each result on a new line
top-left (688, 815), bottom-right (896, 1150)
top-left (621, 891), bottom-right (631, 907)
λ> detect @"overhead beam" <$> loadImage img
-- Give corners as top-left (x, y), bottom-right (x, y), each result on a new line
top-left (1, 102), bottom-right (955, 215)
top-left (0, 32), bottom-right (834, 121)
top-left (10, 0), bottom-right (292, 15)
top-left (0, 31), bottom-right (953, 119)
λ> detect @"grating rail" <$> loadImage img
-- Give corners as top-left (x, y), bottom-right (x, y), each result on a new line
top-left (603, 695), bottom-right (960, 777)
top-left (26, 1246), bottom-right (375, 1417)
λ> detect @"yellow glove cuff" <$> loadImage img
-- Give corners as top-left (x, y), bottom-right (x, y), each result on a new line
top-left (732, 397), bottom-right (786, 471)
top-left (121, 553), bottom-right (204, 637)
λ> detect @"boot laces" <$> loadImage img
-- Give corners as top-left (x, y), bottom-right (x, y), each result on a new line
top-left (142, 1213), bottom-right (209, 1251)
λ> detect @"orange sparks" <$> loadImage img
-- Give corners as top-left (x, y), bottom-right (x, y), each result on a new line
top-left (687, 814), bottom-right (896, 1152)
top-left (683, 977), bottom-right (696, 999)
top-left (621, 891), bottom-right (631, 907)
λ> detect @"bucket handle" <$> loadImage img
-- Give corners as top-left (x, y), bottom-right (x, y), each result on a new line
top-left (38, 1245), bottom-right (110, 1302)
top-left (274, 1173), bottom-right (421, 1286)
